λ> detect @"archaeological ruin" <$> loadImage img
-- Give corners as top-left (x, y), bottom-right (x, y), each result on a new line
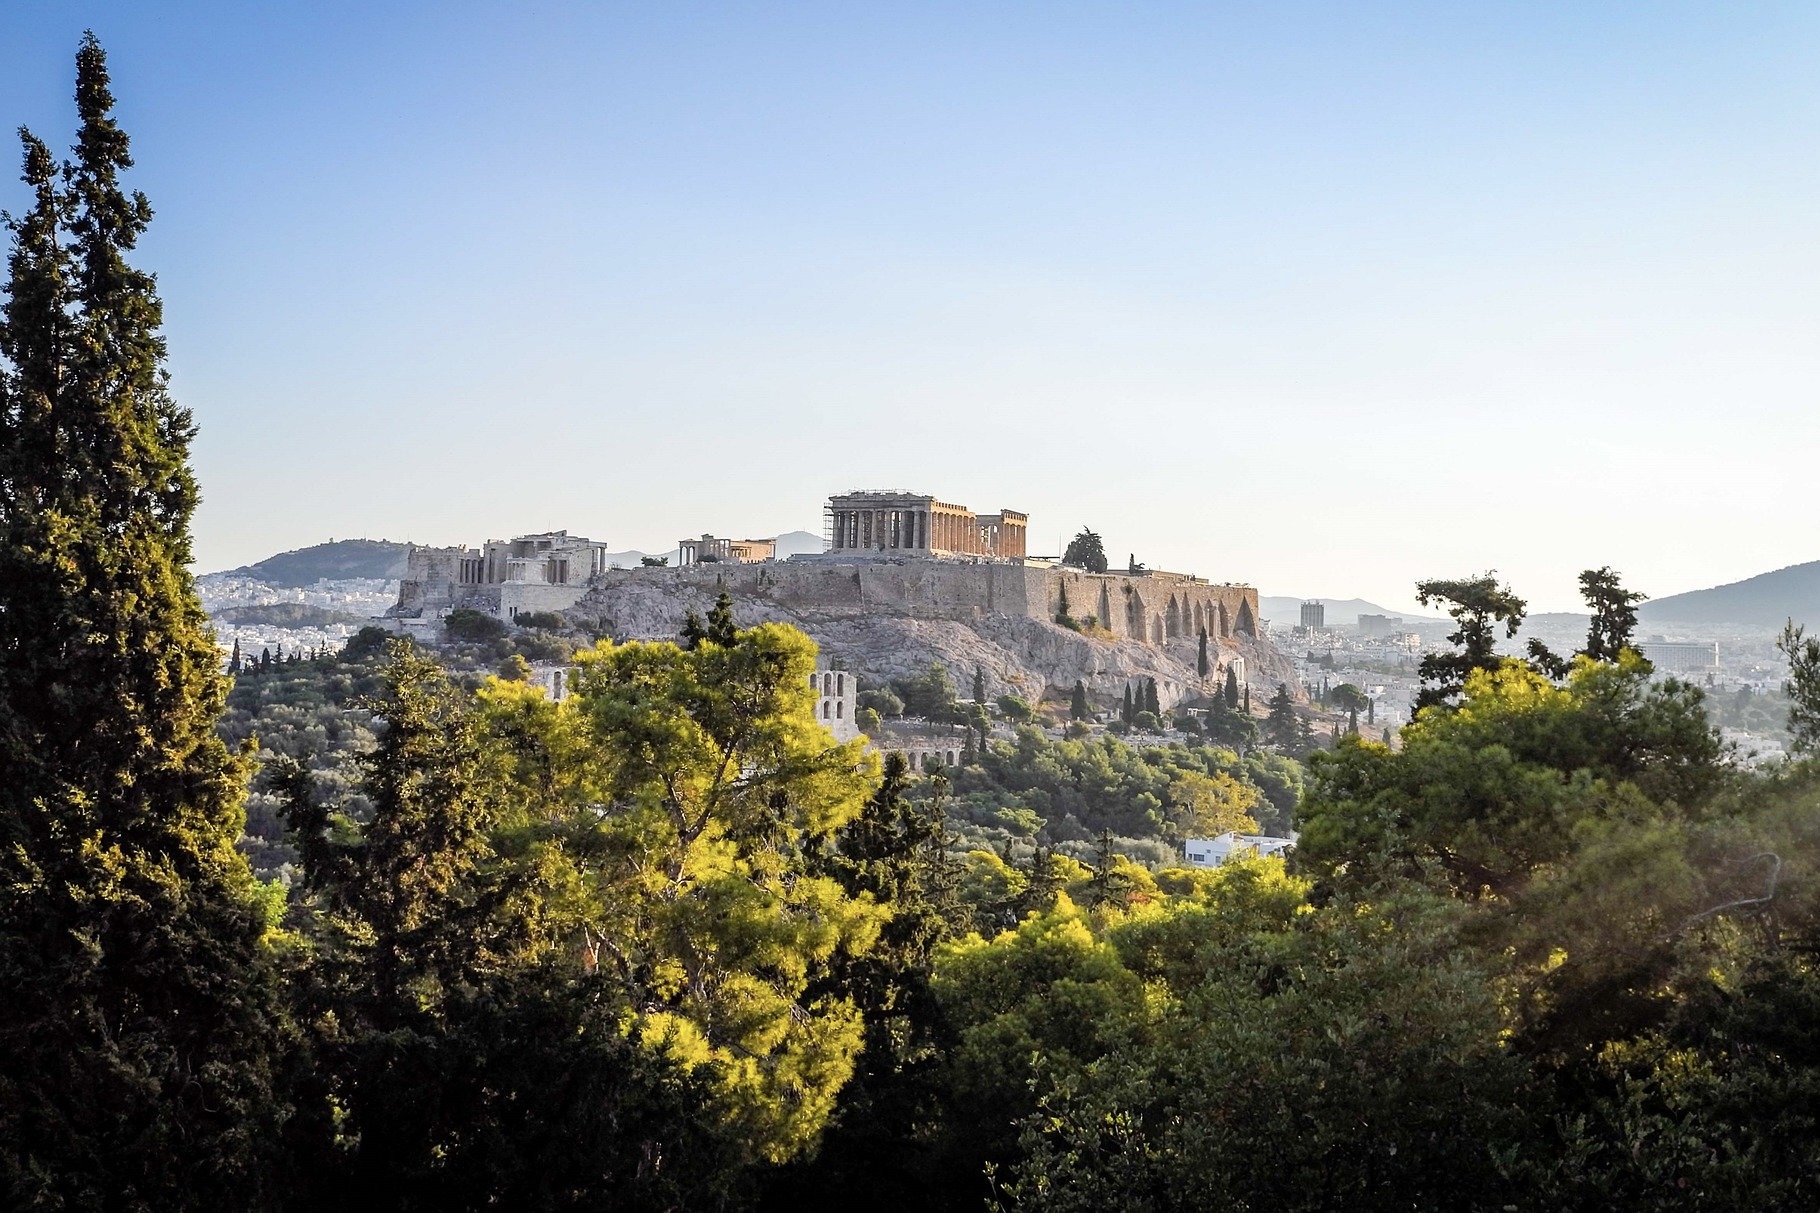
top-left (824, 490), bottom-right (1027, 559)
top-left (380, 492), bottom-right (1274, 713)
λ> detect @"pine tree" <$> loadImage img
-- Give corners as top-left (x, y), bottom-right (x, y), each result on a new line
top-left (1197, 627), bottom-right (1209, 678)
top-left (0, 36), bottom-right (281, 1204)
top-left (1070, 680), bottom-right (1089, 721)
top-left (706, 589), bottom-right (736, 646)
top-left (1265, 683), bottom-right (1300, 750)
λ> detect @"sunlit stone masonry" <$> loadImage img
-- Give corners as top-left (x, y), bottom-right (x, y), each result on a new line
top-left (825, 490), bottom-right (1028, 559)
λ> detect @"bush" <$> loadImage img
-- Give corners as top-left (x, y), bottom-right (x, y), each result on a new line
top-left (342, 625), bottom-right (396, 660)
top-left (513, 610), bottom-right (565, 630)
top-left (1134, 710), bottom-right (1163, 732)
top-left (445, 608), bottom-right (507, 643)
top-left (858, 688), bottom-right (905, 718)
top-left (997, 694), bottom-right (1037, 723)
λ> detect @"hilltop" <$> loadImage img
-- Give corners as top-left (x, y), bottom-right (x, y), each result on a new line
top-left (1640, 560), bottom-right (1820, 628)
top-left (223, 539), bottom-right (412, 587)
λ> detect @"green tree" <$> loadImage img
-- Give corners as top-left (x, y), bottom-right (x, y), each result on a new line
top-left (1070, 680), bottom-right (1090, 721)
top-left (1062, 528), bottom-right (1109, 574)
top-left (444, 606), bottom-right (507, 643)
top-left (1264, 683), bottom-right (1299, 751)
top-left (974, 665), bottom-right (987, 707)
top-left (1122, 683), bottom-right (1134, 725)
top-left (1297, 655), bottom-right (1722, 898)
top-left (640, 554), bottom-right (668, 566)
top-left (1777, 618), bottom-right (1820, 756)
top-left (1197, 627), bottom-right (1209, 677)
top-left (1145, 678), bottom-right (1161, 718)
top-left (1579, 566), bottom-right (1647, 662)
top-left (0, 37), bottom-right (284, 1205)
top-left (1225, 665), bottom-right (1240, 708)
top-left (1329, 683), bottom-right (1369, 734)
top-left (1414, 572), bottom-right (1527, 710)
top-left (706, 588), bottom-right (737, 645)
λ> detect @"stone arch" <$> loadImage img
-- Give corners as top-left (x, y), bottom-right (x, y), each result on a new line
top-left (1166, 595), bottom-right (1182, 639)
top-left (1098, 584), bottom-right (1112, 630)
top-left (1152, 616), bottom-right (1164, 645)
top-left (1125, 588), bottom-right (1145, 638)
top-left (1218, 601), bottom-right (1231, 638)
top-left (1192, 601), bottom-right (1204, 634)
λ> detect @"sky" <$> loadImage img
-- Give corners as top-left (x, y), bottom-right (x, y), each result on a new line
top-left (3, 2), bottom-right (1818, 613)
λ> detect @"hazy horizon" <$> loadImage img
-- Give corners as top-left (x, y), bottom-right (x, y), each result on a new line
top-left (6, 3), bottom-right (1818, 614)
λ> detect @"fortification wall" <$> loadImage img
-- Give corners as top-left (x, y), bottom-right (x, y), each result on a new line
top-left (583, 559), bottom-right (1255, 644)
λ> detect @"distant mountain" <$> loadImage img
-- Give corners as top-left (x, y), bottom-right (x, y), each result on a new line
top-left (1260, 596), bottom-right (1442, 627)
top-left (1640, 561), bottom-right (1820, 628)
top-left (224, 539), bottom-right (412, 587)
top-left (775, 530), bottom-right (824, 558)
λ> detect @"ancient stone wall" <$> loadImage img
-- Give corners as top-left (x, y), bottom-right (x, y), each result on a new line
top-left (583, 559), bottom-right (1257, 647)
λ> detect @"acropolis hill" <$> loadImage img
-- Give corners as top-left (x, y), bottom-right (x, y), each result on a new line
top-left (387, 490), bottom-right (1293, 712)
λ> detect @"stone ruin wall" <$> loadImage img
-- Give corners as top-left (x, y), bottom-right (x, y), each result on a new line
top-left (586, 560), bottom-right (1258, 644)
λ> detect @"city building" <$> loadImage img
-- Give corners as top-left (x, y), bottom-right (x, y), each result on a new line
top-left (1639, 640), bottom-right (1720, 675)
top-left (678, 534), bottom-right (777, 565)
top-left (1300, 601), bottom-right (1325, 629)
top-left (1357, 613), bottom-right (1405, 637)
top-left (824, 490), bottom-right (1027, 559)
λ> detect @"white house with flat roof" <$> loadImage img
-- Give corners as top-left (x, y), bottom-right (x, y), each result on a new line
top-left (1184, 832), bottom-right (1296, 869)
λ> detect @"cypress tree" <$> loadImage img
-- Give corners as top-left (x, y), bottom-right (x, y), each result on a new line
top-left (1069, 679), bottom-right (1089, 721)
top-left (229, 636), bottom-right (241, 673)
top-left (1144, 677), bottom-right (1160, 718)
top-left (1197, 627), bottom-right (1209, 678)
top-left (1121, 683), bottom-right (1133, 724)
top-left (1224, 665), bottom-right (1240, 708)
top-left (973, 665), bottom-right (986, 706)
top-left (0, 36), bottom-right (282, 1205)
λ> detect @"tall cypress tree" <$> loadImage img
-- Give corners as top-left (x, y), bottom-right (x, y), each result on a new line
top-left (1197, 627), bottom-right (1209, 678)
top-left (0, 37), bottom-right (281, 1205)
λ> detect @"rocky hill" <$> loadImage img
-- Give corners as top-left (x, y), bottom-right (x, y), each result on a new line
top-left (224, 539), bottom-right (412, 587)
top-left (566, 572), bottom-right (1297, 714)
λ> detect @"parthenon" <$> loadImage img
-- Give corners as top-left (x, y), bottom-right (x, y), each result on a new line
top-left (826, 490), bottom-right (1027, 559)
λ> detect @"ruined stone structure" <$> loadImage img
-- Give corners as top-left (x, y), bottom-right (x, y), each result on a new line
top-left (578, 559), bottom-right (1256, 650)
top-left (679, 534), bottom-right (776, 566)
top-left (825, 491), bottom-right (1027, 559)
top-left (810, 667), bottom-right (859, 742)
top-left (390, 530), bottom-right (611, 622)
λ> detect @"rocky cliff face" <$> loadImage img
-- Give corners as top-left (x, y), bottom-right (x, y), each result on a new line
top-left (566, 573), bottom-right (1297, 711)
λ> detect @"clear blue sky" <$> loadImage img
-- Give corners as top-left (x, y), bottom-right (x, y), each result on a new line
top-left (4, 3), bottom-right (1818, 612)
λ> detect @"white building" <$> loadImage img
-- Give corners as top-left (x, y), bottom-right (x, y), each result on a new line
top-left (1184, 831), bottom-right (1296, 869)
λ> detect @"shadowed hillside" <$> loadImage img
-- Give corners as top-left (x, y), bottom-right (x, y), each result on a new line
top-left (1640, 560), bottom-right (1820, 627)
